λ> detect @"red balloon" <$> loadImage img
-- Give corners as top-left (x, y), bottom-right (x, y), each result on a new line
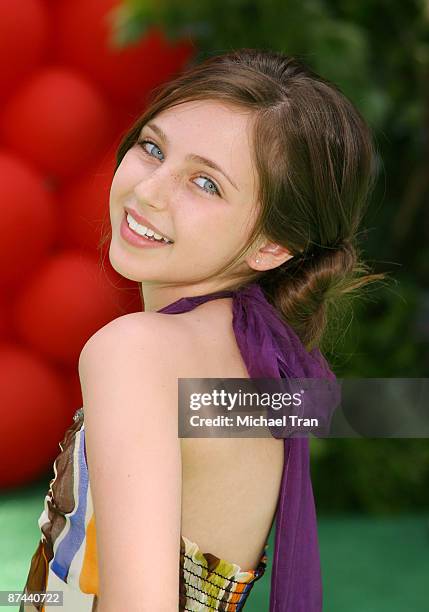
top-left (0, 0), bottom-right (49, 103)
top-left (102, 258), bottom-right (143, 313)
top-left (0, 152), bottom-right (57, 288)
top-left (13, 250), bottom-right (134, 365)
top-left (51, 0), bottom-right (195, 105)
top-left (0, 343), bottom-right (70, 488)
top-left (60, 154), bottom-right (116, 252)
top-left (0, 301), bottom-right (11, 340)
top-left (56, 362), bottom-right (84, 414)
top-left (0, 67), bottom-right (113, 180)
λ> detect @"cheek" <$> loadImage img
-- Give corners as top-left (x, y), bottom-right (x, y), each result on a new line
top-left (109, 168), bottom-right (130, 208)
top-left (109, 152), bottom-right (142, 197)
top-left (177, 207), bottom-right (245, 259)
top-left (109, 175), bottom-right (120, 205)
top-left (109, 182), bottom-right (124, 226)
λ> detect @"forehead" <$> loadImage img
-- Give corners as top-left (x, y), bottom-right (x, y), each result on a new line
top-left (148, 100), bottom-right (257, 194)
top-left (154, 99), bottom-right (252, 135)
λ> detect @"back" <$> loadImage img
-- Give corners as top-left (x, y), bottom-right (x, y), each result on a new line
top-left (171, 296), bottom-right (285, 570)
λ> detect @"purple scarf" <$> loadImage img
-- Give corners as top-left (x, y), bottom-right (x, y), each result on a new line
top-left (157, 281), bottom-right (339, 611)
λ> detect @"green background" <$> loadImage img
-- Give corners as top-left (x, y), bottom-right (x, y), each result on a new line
top-left (2, 479), bottom-right (428, 610)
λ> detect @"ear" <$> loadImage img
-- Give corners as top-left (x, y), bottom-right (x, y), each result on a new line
top-left (247, 240), bottom-right (294, 272)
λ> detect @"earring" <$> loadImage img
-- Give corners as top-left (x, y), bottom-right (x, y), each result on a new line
top-left (256, 258), bottom-right (260, 264)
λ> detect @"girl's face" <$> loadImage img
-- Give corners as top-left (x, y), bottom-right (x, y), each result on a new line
top-left (109, 100), bottom-right (262, 309)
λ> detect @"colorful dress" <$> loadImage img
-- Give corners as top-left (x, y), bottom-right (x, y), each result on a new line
top-left (20, 405), bottom-right (268, 612)
top-left (20, 281), bottom-right (339, 612)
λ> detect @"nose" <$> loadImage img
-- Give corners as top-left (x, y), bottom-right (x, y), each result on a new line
top-left (133, 166), bottom-right (179, 211)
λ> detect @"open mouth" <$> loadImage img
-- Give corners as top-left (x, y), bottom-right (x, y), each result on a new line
top-left (120, 211), bottom-right (173, 248)
top-left (125, 211), bottom-right (173, 243)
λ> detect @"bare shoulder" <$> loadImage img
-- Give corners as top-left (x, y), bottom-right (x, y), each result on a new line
top-left (77, 305), bottom-right (233, 434)
top-left (79, 310), bottom-right (186, 366)
top-left (77, 311), bottom-right (188, 427)
top-left (79, 297), bottom-right (234, 377)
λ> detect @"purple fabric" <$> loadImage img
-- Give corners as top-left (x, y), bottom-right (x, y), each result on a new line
top-left (157, 281), bottom-right (339, 612)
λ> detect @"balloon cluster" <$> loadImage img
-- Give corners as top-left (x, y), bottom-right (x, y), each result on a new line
top-left (0, 0), bottom-right (194, 488)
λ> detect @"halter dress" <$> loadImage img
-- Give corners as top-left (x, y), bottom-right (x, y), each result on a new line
top-left (20, 281), bottom-right (340, 612)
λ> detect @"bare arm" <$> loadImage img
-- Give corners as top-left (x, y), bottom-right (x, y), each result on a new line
top-left (78, 314), bottom-right (182, 612)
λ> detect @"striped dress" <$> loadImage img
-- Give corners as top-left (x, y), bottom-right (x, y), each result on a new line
top-left (20, 406), bottom-right (268, 611)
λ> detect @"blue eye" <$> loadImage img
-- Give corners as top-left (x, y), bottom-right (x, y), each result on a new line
top-left (193, 176), bottom-right (220, 197)
top-left (139, 139), bottom-right (163, 161)
top-left (137, 139), bottom-right (221, 198)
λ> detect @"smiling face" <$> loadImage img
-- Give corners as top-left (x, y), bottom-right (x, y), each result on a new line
top-left (109, 100), bottom-right (264, 310)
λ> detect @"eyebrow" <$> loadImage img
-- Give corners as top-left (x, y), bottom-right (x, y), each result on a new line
top-left (145, 122), bottom-right (239, 191)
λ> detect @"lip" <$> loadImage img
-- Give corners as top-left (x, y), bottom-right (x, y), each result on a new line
top-left (124, 206), bottom-right (174, 243)
top-left (120, 211), bottom-right (173, 248)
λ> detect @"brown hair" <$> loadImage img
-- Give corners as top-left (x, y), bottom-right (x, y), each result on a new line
top-left (103, 48), bottom-right (387, 352)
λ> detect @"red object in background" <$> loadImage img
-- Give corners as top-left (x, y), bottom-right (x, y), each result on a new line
top-left (0, 343), bottom-right (70, 489)
top-left (0, 0), bottom-right (49, 103)
top-left (0, 0), bottom-right (192, 487)
top-left (12, 250), bottom-right (135, 365)
top-left (60, 363), bottom-right (84, 413)
top-left (60, 154), bottom-right (116, 253)
top-left (51, 0), bottom-right (195, 107)
top-left (0, 67), bottom-right (113, 180)
top-left (0, 301), bottom-right (12, 340)
top-left (0, 152), bottom-right (57, 289)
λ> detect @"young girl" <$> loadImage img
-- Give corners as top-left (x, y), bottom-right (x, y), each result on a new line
top-left (20, 48), bottom-right (383, 611)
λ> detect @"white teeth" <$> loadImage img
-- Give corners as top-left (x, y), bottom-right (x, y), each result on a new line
top-left (126, 213), bottom-right (171, 243)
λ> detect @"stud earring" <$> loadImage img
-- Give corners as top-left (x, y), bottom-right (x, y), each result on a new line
top-left (256, 258), bottom-right (260, 264)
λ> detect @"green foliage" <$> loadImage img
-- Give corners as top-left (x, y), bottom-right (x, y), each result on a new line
top-left (311, 438), bottom-right (429, 513)
top-left (326, 278), bottom-right (428, 377)
top-left (112, 1), bottom-right (429, 129)
top-left (113, 0), bottom-right (429, 512)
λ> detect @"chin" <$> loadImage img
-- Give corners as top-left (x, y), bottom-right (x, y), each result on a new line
top-left (108, 244), bottom-right (146, 282)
